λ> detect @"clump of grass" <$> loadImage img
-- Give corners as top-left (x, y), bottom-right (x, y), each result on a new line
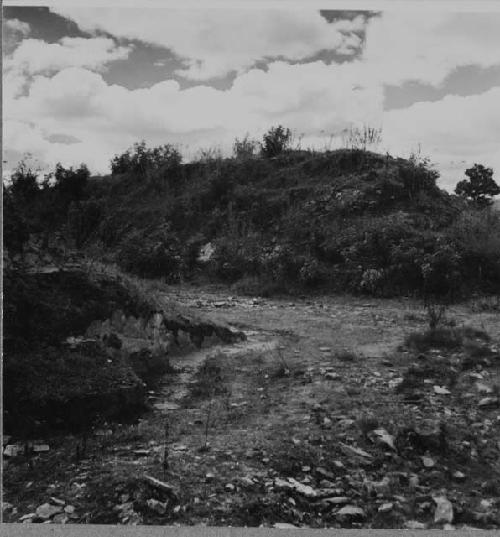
top-left (471, 296), bottom-right (500, 313)
top-left (186, 352), bottom-right (231, 402)
top-left (461, 325), bottom-right (491, 342)
top-left (270, 438), bottom-right (324, 477)
top-left (403, 312), bottom-right (425, 322)
top-left (231, 275), bottom-right (286, 298)
top-left (404, 327), bottom-right (463, 352)
top-left (357, 415), bottom-right (380, 437)
top-left (335, 350), bottom-right (357, 362)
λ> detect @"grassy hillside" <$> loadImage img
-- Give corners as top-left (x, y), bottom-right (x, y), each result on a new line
top-left (5, 146), bottom-right (500, 298)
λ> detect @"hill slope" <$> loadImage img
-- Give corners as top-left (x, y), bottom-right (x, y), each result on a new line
top-left (5, 148), bottom-right (500, 297)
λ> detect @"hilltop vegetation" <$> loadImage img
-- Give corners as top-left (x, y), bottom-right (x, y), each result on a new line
top-left (4, 130), bottom-right (500, 299)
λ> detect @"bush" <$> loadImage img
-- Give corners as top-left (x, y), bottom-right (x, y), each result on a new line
top-left (9, 156), bottom-right (41, 202)
top-left (446, 208), bottom-right (500, 292)
top-left (117, 226), bottom-right (181, 281)
top-left (111, 141), bottom-right (182, 177)
top-left (261, 126), bottom-right (292, 158)
top-left (54, 162), bottom-right (89, 202)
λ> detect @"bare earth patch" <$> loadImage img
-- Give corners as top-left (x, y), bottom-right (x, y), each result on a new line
top-left (3, 287), bottom-right (500, 529)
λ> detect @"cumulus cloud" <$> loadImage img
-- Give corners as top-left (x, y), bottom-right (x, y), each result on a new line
top-left (4, 36), bottom-right (132, 75)
top-left (49, 8), bottom-right (366, 80)
top-left (383, 87), bottom-right (500, 190)
top-left (4, 60), bottom-right (383, 174)
top-left (6, 58), bottom-right (499, 187)
top-left (361, 12), bottom-right (500, 87)
top-left (4, 18), bottom-right (31, 36)
top-left (3, 8), bottom-right (500, 191)
top-left (3, 17), bottom-right (32, 55)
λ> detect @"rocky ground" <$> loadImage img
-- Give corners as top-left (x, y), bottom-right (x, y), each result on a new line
top-left (3, 286), bottom-right (500, 528)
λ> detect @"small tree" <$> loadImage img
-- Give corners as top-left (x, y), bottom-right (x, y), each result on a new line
top-left (9, 155), bottom-right (41, 202)
top-left (455, 164), bottom-right (500, 206)
top-left (261, 126), bottom-right (292, 158)
top-left (54, 162), bottom-right (89, 201)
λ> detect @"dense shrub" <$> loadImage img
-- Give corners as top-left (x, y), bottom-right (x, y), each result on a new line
top-left (54, 162), bottom-right (89, 202)
top-left (118, 226), bottom-right (182, 281)
top-left (111, 141), bottom-right (182, 178)
top-left (261, 126), bottom-right (292, 158)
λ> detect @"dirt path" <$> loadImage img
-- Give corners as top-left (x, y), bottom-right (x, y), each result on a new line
top-left (3, 288), bottom-right (500, 528)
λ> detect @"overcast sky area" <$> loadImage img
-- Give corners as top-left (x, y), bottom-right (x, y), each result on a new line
top-left (3, 5), bottom-right (500, 190)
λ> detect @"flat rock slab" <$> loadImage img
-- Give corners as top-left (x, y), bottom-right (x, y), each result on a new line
top-left (153, 402), bottom-right (181, 411)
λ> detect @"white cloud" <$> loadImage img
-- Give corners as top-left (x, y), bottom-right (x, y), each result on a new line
top-left (4, 36), bottom-right (131, 75)
top-left (50, 8), bottom-right (365, 80)
top-left (383, 87), bottom-right (500, 190)
top-left (361, 12), bottom-right (500, 86)
top-left (3, 60), bottom-right (382, 174)
top-left (3, 9), bottom-right (500, 191)
top-left (4, 18), bottom-right (31, 36)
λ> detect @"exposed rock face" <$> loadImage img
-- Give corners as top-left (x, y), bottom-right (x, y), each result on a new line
top-left (3, 263), bottom-right (245, 438)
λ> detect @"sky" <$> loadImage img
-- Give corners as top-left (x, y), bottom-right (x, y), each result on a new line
top-left (3, 5), bottom-right (500, 191)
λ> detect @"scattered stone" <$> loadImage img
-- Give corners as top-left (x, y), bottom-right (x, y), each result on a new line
top-left (378, 502), bottom-right (393, 513)
top-left (239, 476), bottom-right (255, 488)
top-left (340, 443), bottom-right (372, 459)
top-left (319, 347), bottom-right (332, 352)
top-left (274, 477), bottom-right (317, 498)
top-left (64, 505), bottom-right (75, 515)
top-left (452, 471), bottom-right (466, 482)
top-left (33, 444), bottom-right (50, 453)
top-left (336, 505), bottom-right (365, 520)
top-left (49, 497), bottom-right (65, 506)
top-left (274, 523), bottom-right (298, 529)
top-left (225, 483), bottom-right (235, 492)
top-left (133, 449), bottom-right (150, 457)
top-left (408, 475), bottom-right (419, 490)
top-left (153, 402), bottom-right (181, 411)
top-left (433, 495), bottom-right (454, 524)
top-left (3, 444), bottom-right (23, 457)
top-left (146, 498), bottom-right (167, 515)
top-left (205, 472), bottom-right (215, 483)
top-left (316, 467), bottom-right (335, 480)
top-left (371, 428), bottom-right (396, 450)
top-left (19, 513), bottom-right (36, 522)
top-left (323, 496), bottom-right (350, 505)
top-left (143, 475), bottom-right (177, 498)
top-left (94, 429), bottom-right (113, 437)
top-left (2, 502), bottom-right (14, 512)
top-left (368, 476), bottom-right (391, 496)
top-left (478, 397), bottom-right (499, 408)
top-left (421, 456), bottom-right (435, 468)
top-left (405, 520), bottom-right (427, 529)
top-left (325, 372), bottom-right (339, 380)
top-left (36, 503), bottom-right (63, 520)
top-left (434, 385), bottom-right (451, 395)
top-left (476, 382), bottom-right (494, 394)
